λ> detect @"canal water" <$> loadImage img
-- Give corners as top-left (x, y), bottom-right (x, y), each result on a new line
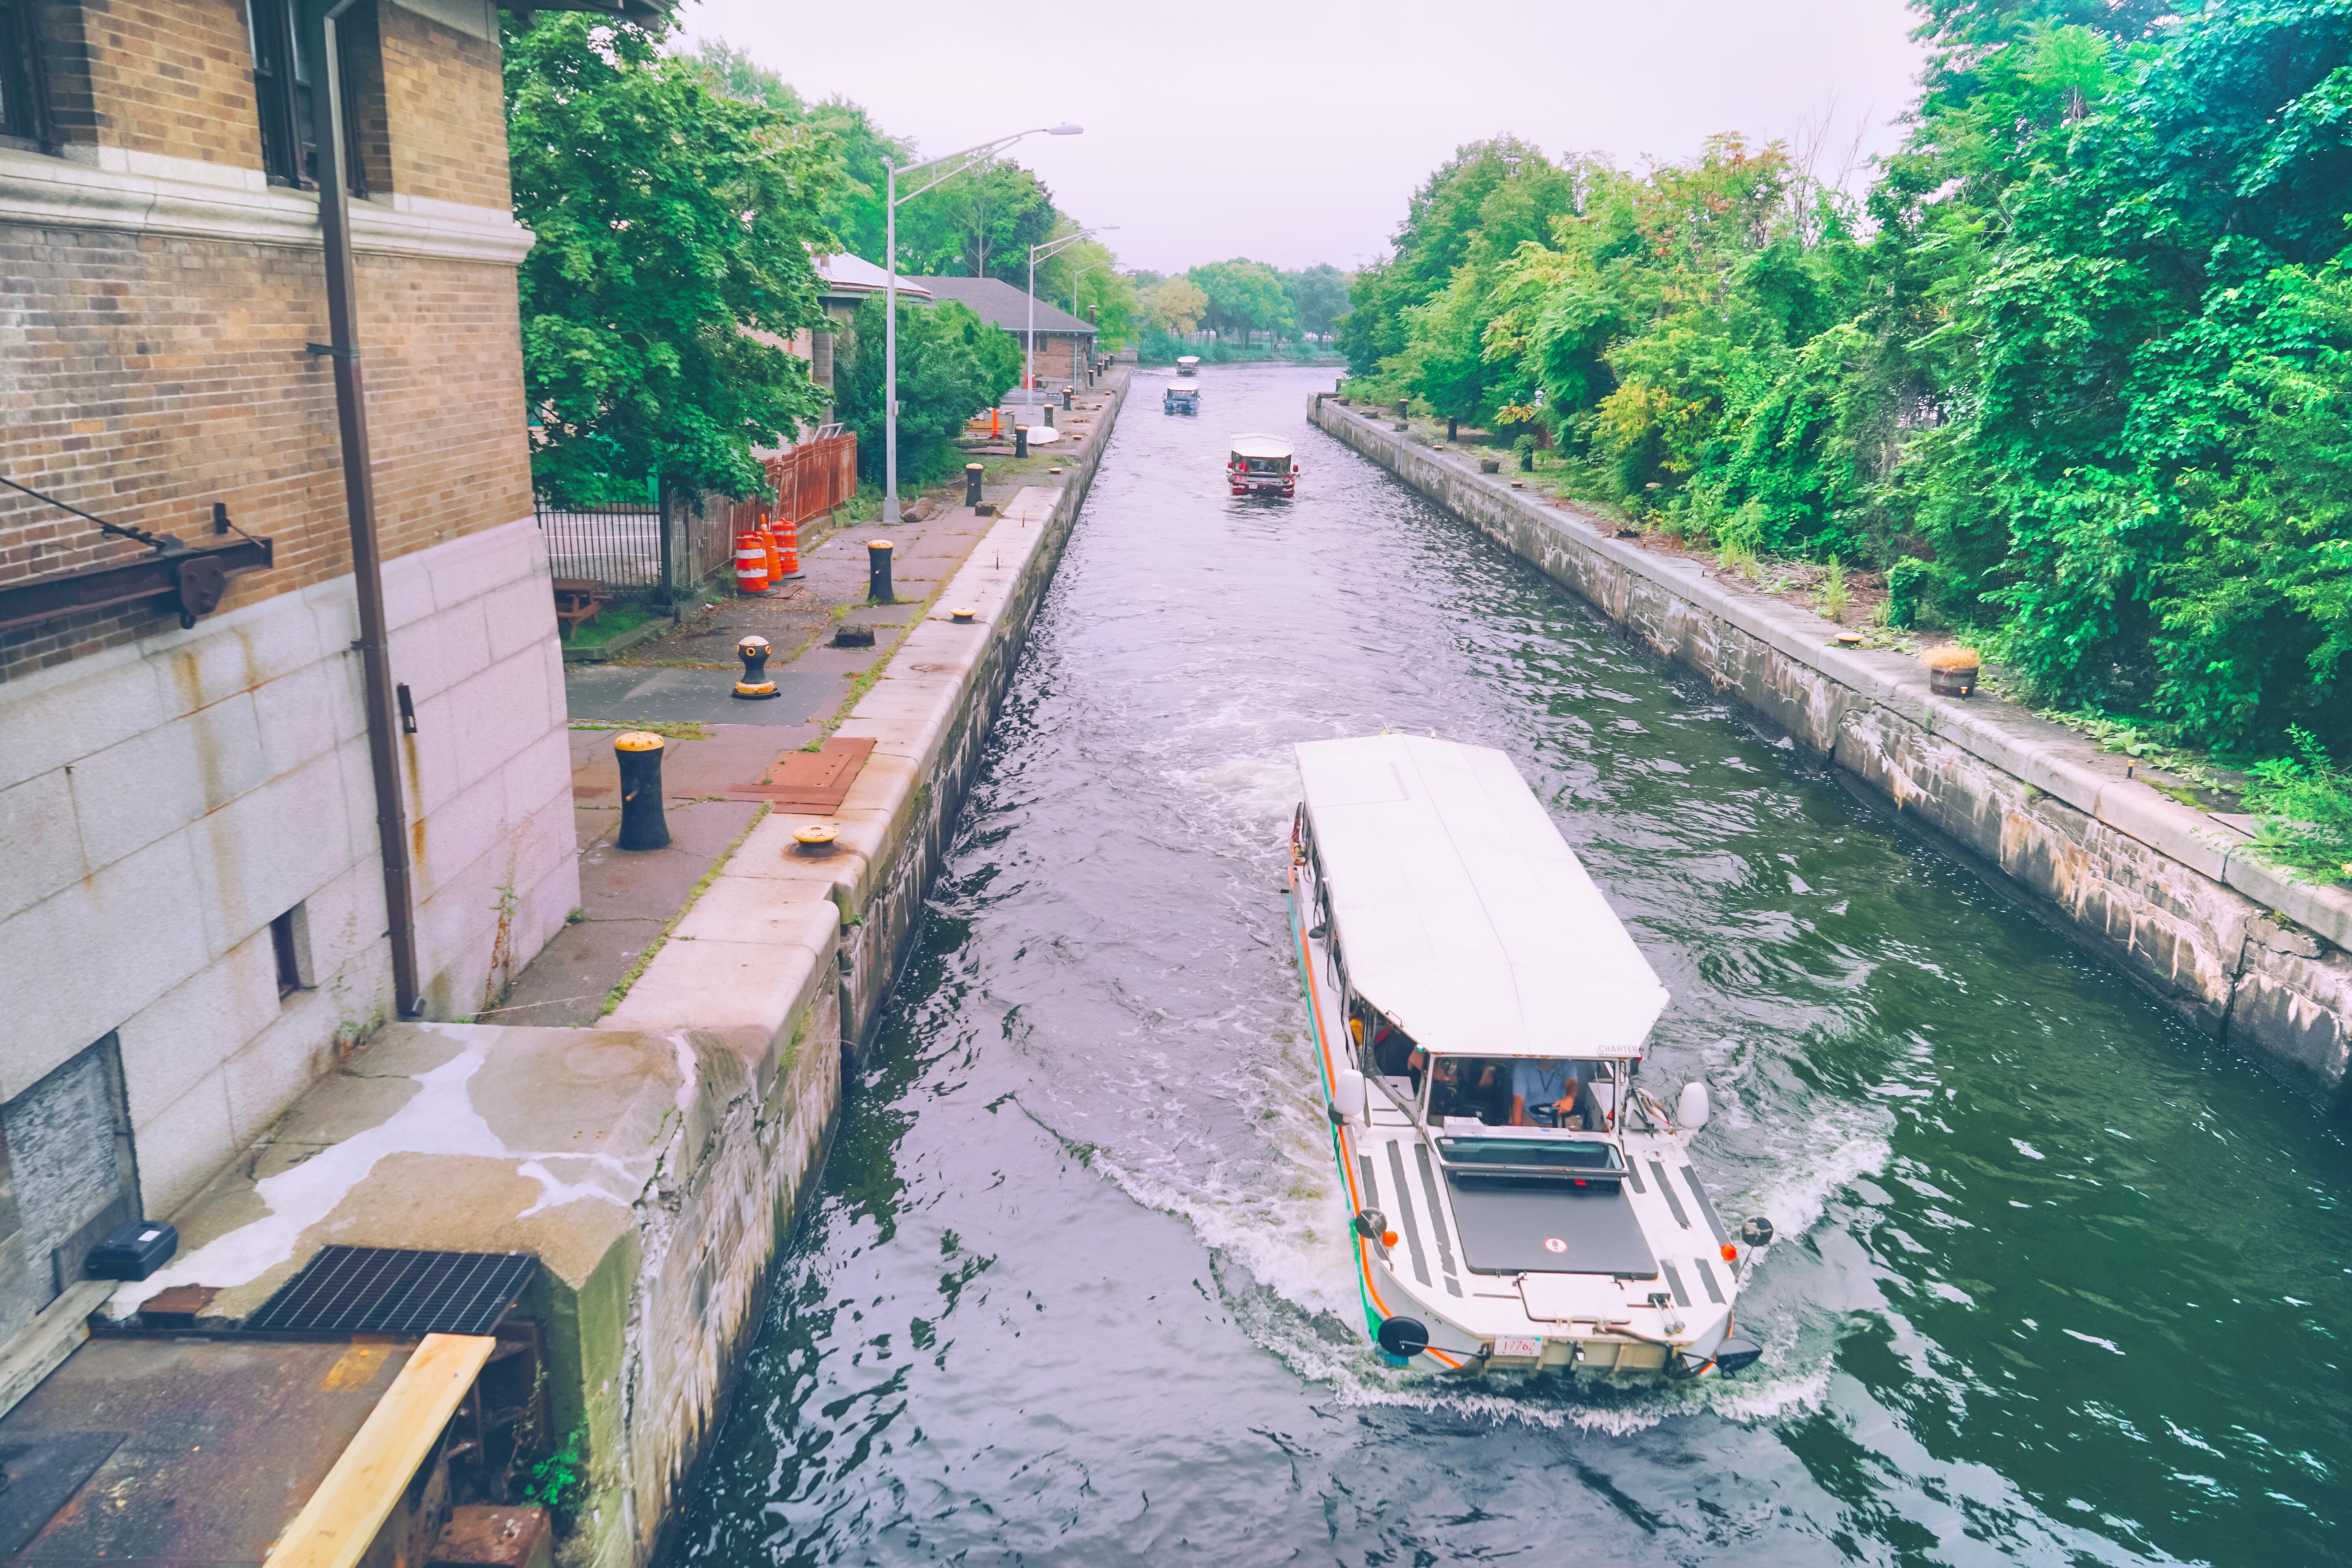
top-left (673, 367), bottom-right (2350, 1566)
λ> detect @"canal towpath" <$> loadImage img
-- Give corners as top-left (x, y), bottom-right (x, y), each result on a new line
top-left (495, 373), bottom-right (1130, 1028)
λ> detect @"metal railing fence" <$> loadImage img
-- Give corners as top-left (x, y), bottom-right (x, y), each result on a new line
top-left (535, 430), bottom-right (858, 591)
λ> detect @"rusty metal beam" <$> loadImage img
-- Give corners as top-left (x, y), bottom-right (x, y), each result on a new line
top-left (0, 537), bottom-right (271, 633)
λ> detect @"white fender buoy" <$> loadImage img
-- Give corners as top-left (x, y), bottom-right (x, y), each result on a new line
top-left (1677, 1080), bottom-right (1712, 1131)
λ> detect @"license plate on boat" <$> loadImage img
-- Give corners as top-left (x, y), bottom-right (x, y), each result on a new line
top-left (1493, 1336), bottom-right (1542, 1359)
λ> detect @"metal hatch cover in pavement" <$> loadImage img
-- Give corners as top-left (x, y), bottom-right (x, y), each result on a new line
top-left (245, 1246), bottom-right (538, 1335)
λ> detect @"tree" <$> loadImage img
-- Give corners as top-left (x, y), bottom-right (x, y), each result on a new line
top-left (1282, 264), bottom-right (1350, 339)
top-left (505, 12), bottom-right (835, 504)
top-left (1187, 258), bottom-right (1295, 340)
top-left (684, 37), bottom-right (800, 115)
top-left (916, 156), bottom-right (1058, 281)
top-left (834, 296), bottom-right (1021, 485)
top-left (1144, 276), bottom-right (1206, 335)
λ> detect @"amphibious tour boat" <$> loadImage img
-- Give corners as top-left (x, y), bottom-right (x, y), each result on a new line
top-left (1175, 354), bottom-right (1201, 376)
top-left (1228, 435), bottom-right (1296, 497)
top-left (1165, 381), bottom-right (1202, 415)
top-left (1286, 734), bottom-right (1770, 1379)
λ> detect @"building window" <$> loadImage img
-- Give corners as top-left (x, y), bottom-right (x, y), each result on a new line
top-left (0, 0), bottom-right (56, 152)
top-left (271, 903), bottom-right (315, 998)
top-left (245, 0), bottom-right (377, 193)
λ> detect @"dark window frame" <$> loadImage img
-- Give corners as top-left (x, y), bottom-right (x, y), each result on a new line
top-left (0, 0), bottom-right (58, 153)
top-left (246, 0), bottom-right (377, 195)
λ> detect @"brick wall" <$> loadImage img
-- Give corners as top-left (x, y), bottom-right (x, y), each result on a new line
top-left (379, 2), bottom-right (508, 210)
top-left (39, 0), bottom-right (263, 167)
top-left (0, 224), bottom-right (533, 682)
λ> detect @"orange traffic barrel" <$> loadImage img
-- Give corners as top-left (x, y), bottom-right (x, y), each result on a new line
top-left (758, 522), bottom-right (785, 584)
top-left (775, 514), bottom-right (802, 579)
top-left (734, 532), bottom-right (770, 594)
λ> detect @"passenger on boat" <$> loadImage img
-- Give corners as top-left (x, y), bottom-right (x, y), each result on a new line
top-left (1425, 1055), bottom-right (1500, 1122)
top-left (1510, 1058), bottom-right (1595, 1129)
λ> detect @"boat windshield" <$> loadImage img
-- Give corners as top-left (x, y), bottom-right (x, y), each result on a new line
top-left (1419, 1054), bottom-right (1621, 1130)
top-left (1237, 455), bottom-right (1290, 473)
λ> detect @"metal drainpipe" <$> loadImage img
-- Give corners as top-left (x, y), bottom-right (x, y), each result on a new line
top-left (302, 0), bottom-right (421, 1017)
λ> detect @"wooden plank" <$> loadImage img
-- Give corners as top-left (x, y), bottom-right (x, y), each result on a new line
top-left (0, 1280), bottom-right (113, 1423)
top-left (264, 1332), bottom-right (495, 1568)
top-left (728, 736), bottom-right (875, 810)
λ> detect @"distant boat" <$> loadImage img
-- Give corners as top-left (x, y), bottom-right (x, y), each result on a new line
top-left (1286, 733), bottom-right (1769, 1379)
top-left (1164, 382), bottom-right (1201, 416)
top-left (1175, 355), bottom-right (1201, 376)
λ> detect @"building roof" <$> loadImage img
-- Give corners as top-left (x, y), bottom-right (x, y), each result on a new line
top-left (813, 252), bottom-right (931, 300)
top-left (1296, 734), bottom-right (1670, 1059)
top-left (906, 276), bottom-right (1097, 336)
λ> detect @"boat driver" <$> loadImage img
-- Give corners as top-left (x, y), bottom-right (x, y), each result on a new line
top-left (1510, 1058), bottom-right (1595, 1130)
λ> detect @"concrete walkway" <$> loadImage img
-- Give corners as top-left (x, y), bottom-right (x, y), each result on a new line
top-left (493, 380), bottom-right (1125, 1027)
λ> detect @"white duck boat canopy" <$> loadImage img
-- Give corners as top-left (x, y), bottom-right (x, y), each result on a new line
top-left (1296, 734), bottom-right (1670, 1058)
top-left (1230, 433), bottom-right (1292, 462)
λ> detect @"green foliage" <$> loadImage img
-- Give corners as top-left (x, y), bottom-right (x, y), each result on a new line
top-left (1282, 264), bottom-right (1351, 339)
top-left (835, 296), bottom-right (1019, 486)
top-left (1186, 258), bottom-right (1298, 341)
top-left (505, 13), bottom-right (833, 504)
top-left (1350, 2), bottom-right (2352, 768)
top-left (521, 1425), bottom-right (587, 1520)
top-left (2240, 728), bottom-right (2352, 883)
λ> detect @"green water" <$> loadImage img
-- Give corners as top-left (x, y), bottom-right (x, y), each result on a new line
top-left (673, 367), bottom-right (2349, 1566)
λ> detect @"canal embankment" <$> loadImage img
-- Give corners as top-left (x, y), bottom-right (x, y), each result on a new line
top-left (84, 372), bottom-right (1129, 1568)
top-left (1310, 393), bottom-right (2352, 1105)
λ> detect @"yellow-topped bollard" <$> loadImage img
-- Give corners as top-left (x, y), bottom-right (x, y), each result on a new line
top-left (614, 731), bottom-right (670, 851)
top-left (866, 539), bottom-right (895, 605)
top-left (734, 635), bottom-right (778, 699)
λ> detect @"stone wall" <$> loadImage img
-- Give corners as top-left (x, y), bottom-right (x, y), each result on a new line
top-left (0, 516), bottom-right (576, 1220)
top-left (1311, 395), bottom-right (2352, 1104)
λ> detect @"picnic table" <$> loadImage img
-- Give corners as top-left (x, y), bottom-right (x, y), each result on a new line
top-left (552, 577), bottom-right (606, 634)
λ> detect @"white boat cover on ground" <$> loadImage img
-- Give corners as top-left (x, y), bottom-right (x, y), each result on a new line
top-left (1296, 733), bottom-right (1669, 1057)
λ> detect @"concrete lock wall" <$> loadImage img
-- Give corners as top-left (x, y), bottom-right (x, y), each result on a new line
top-left (1310, 395), bottom-right (2352, 1105)
top-left (0, 517), bottom-right (577, 1221)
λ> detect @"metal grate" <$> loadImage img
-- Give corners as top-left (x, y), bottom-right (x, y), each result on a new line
top-left (246, 1246), bottom-right (538, 1335)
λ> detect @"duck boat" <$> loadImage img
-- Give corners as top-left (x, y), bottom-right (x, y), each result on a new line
top-left (1164, 382), bottom-right (1201, 416)
top-left (1286, 734), bottom-right (1770, 1379)
top-left (1228, 434), bottom-right (1296, 497)
top-left (1175, 354), bottom-right (1201, 376)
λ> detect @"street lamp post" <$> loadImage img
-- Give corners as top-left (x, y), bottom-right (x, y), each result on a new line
top-left (1026, 226), bottom-right (1116, 399)
top-left (1065, 257), bottom-right (1110, 314)
top-left (884, 124), bottom-right (1082, 525)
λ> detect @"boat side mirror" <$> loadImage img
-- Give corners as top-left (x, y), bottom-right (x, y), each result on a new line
top-left (1331, 1068), bottom-right (1366, 1123)
top-left (1676, 1080), bottom-right (1711, 1131)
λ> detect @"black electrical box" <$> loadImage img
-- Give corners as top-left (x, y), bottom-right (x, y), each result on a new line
top-left (85, 1220), bottom-right (178, 1281)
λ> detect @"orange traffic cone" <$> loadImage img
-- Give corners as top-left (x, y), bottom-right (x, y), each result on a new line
top-left (775, 514), bottom-right (801, 579)
top-left (734, 531), bottom-right (770, 595)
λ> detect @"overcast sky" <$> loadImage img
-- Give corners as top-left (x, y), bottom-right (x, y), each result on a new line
top-left (675, 0), bottom-right (1929, 275)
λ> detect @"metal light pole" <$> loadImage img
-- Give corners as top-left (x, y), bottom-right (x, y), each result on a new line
top-left (1026, 226), bottom-right (1116, 398)
top-left (885, 124), bottom-right (1082, 525)
top-left (1066, 257), bottom-right (1111, 314)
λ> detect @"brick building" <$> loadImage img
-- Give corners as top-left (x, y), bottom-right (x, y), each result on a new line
top-left (906, 274), bottom-right (1099, 386)
top-left (0, 0), bottom-right (636, 1334)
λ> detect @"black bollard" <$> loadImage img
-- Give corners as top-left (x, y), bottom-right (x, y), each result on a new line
top-left (1014, 425), bottom-right (1029, 459)
top-left (1043, 405), bottom-right (1055, 428)
top-left (867, 538), bottom-right (895, 604)
top-left (1062, 388), bottom-right (1073, 410)
top-left (965, 463), bottom-right (984, 507)
top-left (1447, 417), bottom-right (1459, 441)
top-left (614, 732), bottom-right (670, 851)
top-left (733, 634), bottom-right (778, 699)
